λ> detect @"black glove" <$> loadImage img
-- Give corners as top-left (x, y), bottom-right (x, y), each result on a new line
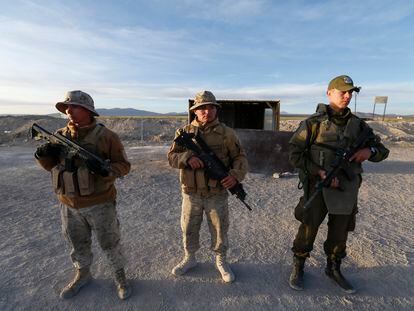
top-left (35, 143), bottom-right (63, 158)
top-left (85, 159), bottom-right (110, 177)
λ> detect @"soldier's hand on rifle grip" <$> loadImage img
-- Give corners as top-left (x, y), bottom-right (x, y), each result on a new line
top-left (86, 159), bottom-right (110, 177)
top-left (318, 169), bottom-right (340, 189)
top-left (221, 175), bottom-right (238, 189)
top-left (187, 156), bottom-right (204, 169)
top-left (349, 147), bottom-right (371, 163)
top-left (35, 143), bottom-right (63, 158)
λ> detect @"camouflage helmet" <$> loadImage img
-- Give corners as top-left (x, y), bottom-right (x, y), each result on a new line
top-left (190, 90), bottom-right (221, 110)
top-left (55, 90), bottom-right (99, 116)
top-left (328, 75), bottom-right (360, 93)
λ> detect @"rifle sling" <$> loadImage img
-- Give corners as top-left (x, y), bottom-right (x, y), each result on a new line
top-left (312, 142), bottom-right (341, 152)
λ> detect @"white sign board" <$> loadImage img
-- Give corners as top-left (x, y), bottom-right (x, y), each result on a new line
top-left (375, 96), bottom-right (388, 104)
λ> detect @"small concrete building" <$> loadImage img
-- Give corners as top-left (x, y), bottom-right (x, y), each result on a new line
top-left (188, 99), bottom-right (293, 174)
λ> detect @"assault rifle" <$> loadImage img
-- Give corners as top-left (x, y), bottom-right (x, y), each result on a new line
top-left (31, 123), bottom-right (116, 177)
top-left (303, 126), bottom-right (374, 210)
top-left (174, 129), bottom-right (252, 211)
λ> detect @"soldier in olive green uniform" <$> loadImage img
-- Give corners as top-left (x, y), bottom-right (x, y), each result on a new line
top-left (168, 90), bottom-right (248, 283)
top-left (34, 91), bottom-right (132, 300)
top-left (288, 76), bottom-right (389, 293)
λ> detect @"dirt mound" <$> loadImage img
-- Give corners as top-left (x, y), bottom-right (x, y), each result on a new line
top-left (278, 119), bottom-right (414, 145)
top-left (0, 115), bottom-right (187, 146)
top-left (367, 121), bottom-right (414, 144)
top-left (279, 120), bottom-right (301, 132)
top-left (0, 115), bottom-right (68, 145)
top-left (1, 115), bottom-right (413, 146)
top-left (101, 117), bottom-right (187, 143)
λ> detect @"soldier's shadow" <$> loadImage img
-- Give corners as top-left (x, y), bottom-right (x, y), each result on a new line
top-left (138, 262), bottom-right (413, 298)
top-left (55, 263), bottom-right (413, 309)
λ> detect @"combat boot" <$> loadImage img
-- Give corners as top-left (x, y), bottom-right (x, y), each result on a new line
top-left (60, 267), bottom-right (92, 299)
top-left (215, 254), bottom-right (235, 283)
top-left (114, 268), bottom-right (132, 300)
top-left (289, 256), bottom-right (306, 291)
top-left (172, 252), bottom-right (197, 276)
top-left (325, 257), bottom-right (356, 294)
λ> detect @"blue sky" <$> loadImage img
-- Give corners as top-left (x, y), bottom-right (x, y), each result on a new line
top-left (1, 0), bottom-right (414, 115)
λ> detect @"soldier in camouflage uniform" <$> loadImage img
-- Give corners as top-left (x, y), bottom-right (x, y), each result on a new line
top-left (288, 76), bottom-right (389, 293)
top-left (168, 90), bottom-right (248, 283)
top-left (34, 90), bottom-right (132, 300)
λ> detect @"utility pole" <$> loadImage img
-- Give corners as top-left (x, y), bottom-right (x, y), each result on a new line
top-left (354, 87), bottom-right (361, 115)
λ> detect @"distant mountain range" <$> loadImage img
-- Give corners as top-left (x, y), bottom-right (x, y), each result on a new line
top-left (30, 108), bottom-right (411, 118)
top-left (1, 106), bottom-right (412, 118)
top-left (96, 108), bottom-right (413, 117)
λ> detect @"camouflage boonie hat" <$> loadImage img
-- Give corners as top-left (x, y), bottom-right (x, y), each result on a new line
top-left (328, 75), bottom-right (360, 92)
top-left (190, 90), bottom-right (221, 110)
top-left (55, 90), bottom-right (99, 116)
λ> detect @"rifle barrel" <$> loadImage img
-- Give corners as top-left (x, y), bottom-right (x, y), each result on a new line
top-left (241, 200), bottom-right (252, 211)
top-left (31, 123), bottom-right (114, 176)
top-left (175, 130), bottom-right (252, 211)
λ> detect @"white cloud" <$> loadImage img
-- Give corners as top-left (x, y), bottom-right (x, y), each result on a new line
top-left (0, 1), bottom-right (413, 115)
top-left (0, 14), bottom-right (224, 88)
top-left (1, 79), bottom-right (412, 115)
top-left (218, 81), bottom-right (414, 114)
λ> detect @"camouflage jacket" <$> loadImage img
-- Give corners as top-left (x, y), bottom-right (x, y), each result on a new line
top-left (168, 118), bottom-right (248, 195)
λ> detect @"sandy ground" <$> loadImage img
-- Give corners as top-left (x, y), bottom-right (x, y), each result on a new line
top-left (0, 141), bottom-right (413, 311)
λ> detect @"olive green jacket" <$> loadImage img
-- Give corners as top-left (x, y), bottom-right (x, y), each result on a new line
top-left (289, 104), bottom-right (389, 214)
top-left (168, 118), bottom-right (248, 195)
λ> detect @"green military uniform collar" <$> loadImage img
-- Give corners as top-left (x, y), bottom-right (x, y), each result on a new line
top-left (329, 107), bottom-right (352, 126)
top-left (315, 104), bottom-right (352, 126)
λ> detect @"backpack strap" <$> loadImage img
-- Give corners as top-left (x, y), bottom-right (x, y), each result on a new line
top-left (82, 123), bottom-right (105, 145)
top-left (303, 119), bottom-right (321, 168)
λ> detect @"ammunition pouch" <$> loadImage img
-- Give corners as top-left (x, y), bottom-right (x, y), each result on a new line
top-left (77, 166), bottom-right (95, 196)
top-left (180, 169), bottom-right (195, 188)
top-left (51, 166), bottom-right (63, 194)
top-left (62, 171), bottom-right (76, 197)
top-left (294, 196), bottom-right (306, 223)
top-left (50, 164), bottom-right (97, 197)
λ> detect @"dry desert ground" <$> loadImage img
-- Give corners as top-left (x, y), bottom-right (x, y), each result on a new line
top-left (0, 115), bottom-right (413, 310)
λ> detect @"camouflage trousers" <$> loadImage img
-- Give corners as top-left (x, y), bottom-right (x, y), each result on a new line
top-left (181, 192), bottom-right (229, 255)
top-left (60, 201), bottom-right (125, 272)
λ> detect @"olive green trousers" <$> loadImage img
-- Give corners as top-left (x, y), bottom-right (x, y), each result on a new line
top-left (292, 197), bottom-right (356, 259)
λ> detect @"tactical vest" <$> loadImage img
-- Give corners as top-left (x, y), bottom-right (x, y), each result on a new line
top-left (51, 124), bottom-right (107, 197)
top-left (309, 116), bottom-right (364, 176)
top-left (180, 122), bottom-right (233, 194)
top-left (304, 113), bottom-right (364, 214)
